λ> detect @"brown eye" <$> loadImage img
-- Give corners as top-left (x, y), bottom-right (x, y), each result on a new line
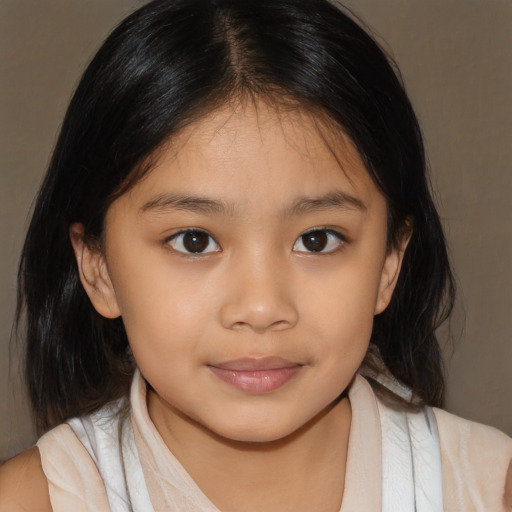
top-left (293, 229), bottom-right (344, 253)
top-left (302, 231), bottom-right (328, 252)
top-left (183, 231), bottom-right (209, 252)
top-left (167, 230), bottom-right (220, 254)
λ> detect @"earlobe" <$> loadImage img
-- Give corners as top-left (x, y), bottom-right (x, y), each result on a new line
top-left (375, 233), bottom-right (411, 315)
top-left (69, 223), bottom-right (121, 319)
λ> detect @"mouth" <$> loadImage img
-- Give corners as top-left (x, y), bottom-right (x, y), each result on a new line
top-left (207, 357), bottom-right (303, 393)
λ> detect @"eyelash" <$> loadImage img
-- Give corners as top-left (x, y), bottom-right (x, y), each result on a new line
top-left (164, 228), bottom-right (346, 255)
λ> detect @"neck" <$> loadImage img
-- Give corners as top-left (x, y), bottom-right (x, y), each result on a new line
top-left (148, 391), bottom-right (352, 512)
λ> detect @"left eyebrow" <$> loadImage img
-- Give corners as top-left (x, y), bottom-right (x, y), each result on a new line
top-left (284, 191), bottom-right (367, 217)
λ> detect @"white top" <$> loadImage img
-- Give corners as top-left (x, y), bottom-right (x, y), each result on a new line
top-left (36, 369), bottom-right (512, 511)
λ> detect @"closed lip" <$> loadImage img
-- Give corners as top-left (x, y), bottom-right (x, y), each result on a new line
top-left (208, 356), bottom-right (302, 371)
top-left (207, 357), bottom-right (303, 393)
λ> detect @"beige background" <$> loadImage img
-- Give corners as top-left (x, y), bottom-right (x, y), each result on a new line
top-left (0, 0), bottom-right (510, 460)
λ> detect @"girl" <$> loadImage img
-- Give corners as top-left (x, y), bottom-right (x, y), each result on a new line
top-left (1, 0), bottom-right (511, 510)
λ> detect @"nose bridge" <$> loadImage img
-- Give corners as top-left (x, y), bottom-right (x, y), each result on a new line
top-left (219, 246), bottom-right (298, 333)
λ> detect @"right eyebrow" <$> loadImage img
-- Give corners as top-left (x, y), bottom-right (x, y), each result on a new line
top-left (140, 193), bottom-right (236, 216)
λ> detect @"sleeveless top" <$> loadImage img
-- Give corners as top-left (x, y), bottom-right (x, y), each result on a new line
top-left (37, 369), bottom-right (512, 511)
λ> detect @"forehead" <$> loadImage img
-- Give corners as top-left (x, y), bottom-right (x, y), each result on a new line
top-left (117, 99), bottom-right (385, 215)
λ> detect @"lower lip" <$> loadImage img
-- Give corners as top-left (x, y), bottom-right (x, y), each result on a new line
top-left (208, 366), bottom-right (302, 393)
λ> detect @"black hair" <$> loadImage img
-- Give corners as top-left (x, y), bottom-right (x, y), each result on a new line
top-left (17, 0), bottom-right (454, 432)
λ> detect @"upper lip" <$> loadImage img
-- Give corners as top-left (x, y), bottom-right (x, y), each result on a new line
top-left (209, 357), bottom-right (301, 371)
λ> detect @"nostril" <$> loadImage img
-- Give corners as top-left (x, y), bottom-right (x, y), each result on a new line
top-left (227, 318), bottom-right (295, 334)
top-left (269, 319), bottom-right (294, 331)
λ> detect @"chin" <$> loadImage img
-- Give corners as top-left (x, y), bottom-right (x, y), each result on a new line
top-left (219, 427), bottom-right (295, 445)
top-left (207, 414), bottom-right (307, 445)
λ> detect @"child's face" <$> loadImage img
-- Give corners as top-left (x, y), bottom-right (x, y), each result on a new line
top-left (75, 100), bottom-right (405, 443)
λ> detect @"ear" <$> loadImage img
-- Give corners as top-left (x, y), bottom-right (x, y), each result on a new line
top-left (374, 230), bottom-right (411, 315)
top-left (69, 223), bottom-right (121, 319)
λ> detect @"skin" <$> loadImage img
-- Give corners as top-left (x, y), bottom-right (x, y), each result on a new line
top-left (0, 448), bottom-right (51, 511)
top-left (0, 100), bottom-right (408, 511)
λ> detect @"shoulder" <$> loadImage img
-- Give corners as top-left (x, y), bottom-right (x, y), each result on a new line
top-left (433, 407), bottom-right (512, 511)
top-left (433, 407), bottom-right (512, 464)
top-left (36, 416), bottom-right (118, 511)
top-left (0, 446), bottom-right (52, 512)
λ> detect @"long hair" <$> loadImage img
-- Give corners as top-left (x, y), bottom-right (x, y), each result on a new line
top-left (17, 0), bottom-right (454, 432)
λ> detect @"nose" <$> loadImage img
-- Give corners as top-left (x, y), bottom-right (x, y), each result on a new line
top-left (219, 253), bottom-right (299, 334)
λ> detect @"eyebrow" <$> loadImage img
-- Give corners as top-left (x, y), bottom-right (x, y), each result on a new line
top-left (140, 193), bottom-right (235, 216)
top-left (284, 191), bottom-right (367, 216)
top-left (140, 190), bottom-right (366, 217)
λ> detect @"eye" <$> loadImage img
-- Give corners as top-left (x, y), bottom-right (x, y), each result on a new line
top-left (293, 229), bottom-right (344, 254)
top-left (166, 230), bottom-right (221, 254)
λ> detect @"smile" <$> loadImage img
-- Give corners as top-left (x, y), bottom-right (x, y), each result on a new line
top-left (207, 357), bottom-right (303, 393)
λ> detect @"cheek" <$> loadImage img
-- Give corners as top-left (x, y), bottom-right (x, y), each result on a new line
top-left (107, 255), bottom-right (214, 363)
top-left (305, 261), bottom-right (381, 327)
top-left (300, 257), bottom-right (383, 364)
top-left (109, 239), bottom-right (216, 319)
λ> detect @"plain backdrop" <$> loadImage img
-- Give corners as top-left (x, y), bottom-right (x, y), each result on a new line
top-left (1, 0), bottom-right (511, 460)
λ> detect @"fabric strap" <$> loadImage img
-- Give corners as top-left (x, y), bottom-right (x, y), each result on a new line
top-left (376, 397), bottom-right (444, 512)
top-left (68, 409), bottom-right (154, 511)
